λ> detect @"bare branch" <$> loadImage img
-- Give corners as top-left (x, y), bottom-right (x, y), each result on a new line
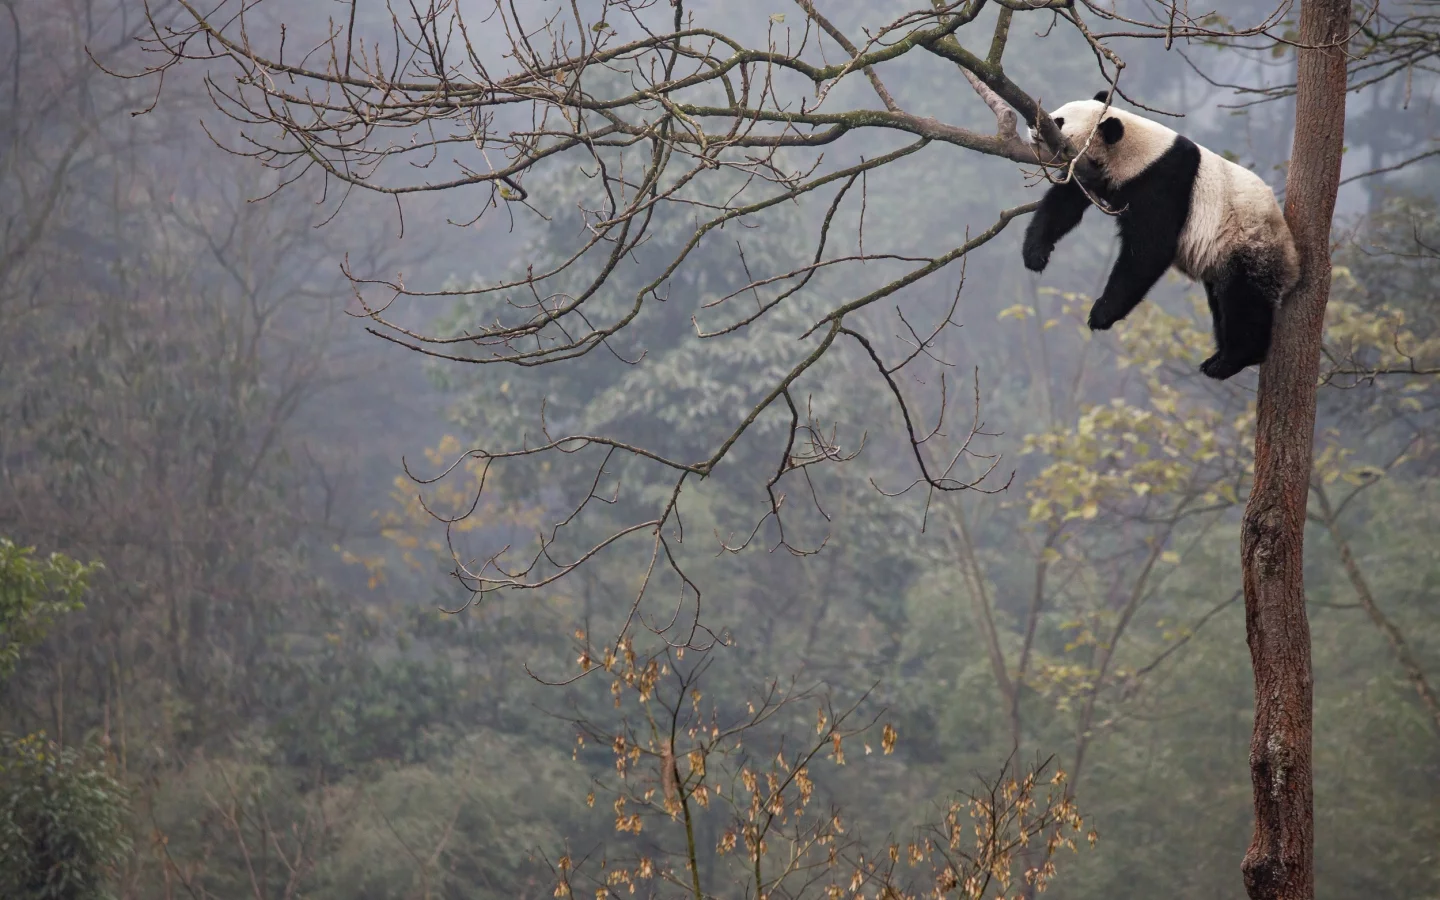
top-left (117, 0), bottom-right (1310, 648)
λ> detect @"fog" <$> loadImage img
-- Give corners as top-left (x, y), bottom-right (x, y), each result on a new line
top-left (1, 1), bottom-right (1437, 898)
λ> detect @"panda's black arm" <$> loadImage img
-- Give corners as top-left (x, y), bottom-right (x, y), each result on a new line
top-left (1087, 207), bottom-right (1184, 330)
top-left (1021, 178), bottom-right (1089, 272)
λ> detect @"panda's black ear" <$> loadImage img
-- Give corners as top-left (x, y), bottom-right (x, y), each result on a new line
top-left (1093, 90), bottom-right (1109, 103)
top-left (1099, 117), bottom-right (1125, 144)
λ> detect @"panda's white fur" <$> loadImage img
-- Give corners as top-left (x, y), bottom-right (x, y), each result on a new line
top-left (1037, 99), bottom-right (1299, 293)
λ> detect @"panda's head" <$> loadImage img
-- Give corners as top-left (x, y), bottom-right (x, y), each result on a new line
top-left (1029, 92), bottom-right (1176, 185)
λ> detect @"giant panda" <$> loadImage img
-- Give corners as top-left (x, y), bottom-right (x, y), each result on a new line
top-left (1021, 93), bottom-right (1299, 380)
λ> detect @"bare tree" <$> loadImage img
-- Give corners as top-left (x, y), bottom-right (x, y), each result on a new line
top-left (0, 0), bottom-right (151, 302)
top-left (121, 2), bottom-right (1361, 898)
top-left (1237, 0), bottom-right (1349, 896)
top-left (555, 642), bottom-right (1091, 899)
top-left (124, 0), bottom-right (1295, 634)
top-left (1184, 15), bottom-right (1440, 891)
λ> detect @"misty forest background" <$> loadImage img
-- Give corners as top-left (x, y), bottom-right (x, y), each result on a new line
top-left (1, 0), bottom-right (1438, 898)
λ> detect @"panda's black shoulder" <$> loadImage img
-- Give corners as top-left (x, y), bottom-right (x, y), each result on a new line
top-left (1112, 132), bottom-right (1203, 214)
top-left (1128, 133), bottom-right (1202, 189)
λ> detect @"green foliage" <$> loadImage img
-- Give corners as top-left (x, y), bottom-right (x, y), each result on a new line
top-left (144, 757), bottom-right (339, 898)
top-left (0, 539), bottom-right (97, 684)
top-left (0, 544), bottom-right (121, 899)
top-left (0, 733), bottom-right (130, 900)
top-left (261, 616), bottom-right (463, 774)
top-left (314, 734), bottom-right (586, 900)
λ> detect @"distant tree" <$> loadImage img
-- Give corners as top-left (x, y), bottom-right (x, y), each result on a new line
top-left (0, 541), bottom-right (126, 900)
top-left (0, 540), bottom-right (96, 685)
top-left (0, 733), bottom-right (131, 900)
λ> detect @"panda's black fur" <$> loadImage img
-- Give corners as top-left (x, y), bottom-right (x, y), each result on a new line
top-left (1022, 93), bottom-right (1299, 380)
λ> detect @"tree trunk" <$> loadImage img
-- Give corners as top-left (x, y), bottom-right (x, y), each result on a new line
top-left (1238, 0), bottom-right (1349, 895)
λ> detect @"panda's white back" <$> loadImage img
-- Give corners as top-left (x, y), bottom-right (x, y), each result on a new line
top-left (1177, 147), bottom-right (1241, 279)
top-left (1180, 147), bottom-right (1297, 288)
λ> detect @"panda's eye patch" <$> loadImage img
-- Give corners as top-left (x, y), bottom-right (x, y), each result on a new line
top-left (1053, 117), bottom-right (1065, 128)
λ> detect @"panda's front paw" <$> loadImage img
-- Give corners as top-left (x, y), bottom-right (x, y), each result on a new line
top-left (1087, 302), bottom-right (1121, 331)
top-left (1022, 241), bottom-right (1051, 272)
top-left (1199, 353), bottom-right (1246, 380)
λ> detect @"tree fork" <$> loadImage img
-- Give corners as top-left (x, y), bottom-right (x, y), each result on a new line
top-left (1239, 0), bottom-right (1349, 895)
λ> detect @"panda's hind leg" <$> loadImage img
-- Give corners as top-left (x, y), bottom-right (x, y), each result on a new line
top-left (1203, 280), bottom-right (1226, 352)
top-left (1199, 250), bottom-right (1278, 381)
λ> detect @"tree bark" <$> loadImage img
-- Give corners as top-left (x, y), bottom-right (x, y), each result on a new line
top-left (1239, 0), bottom-right (1349, 895)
